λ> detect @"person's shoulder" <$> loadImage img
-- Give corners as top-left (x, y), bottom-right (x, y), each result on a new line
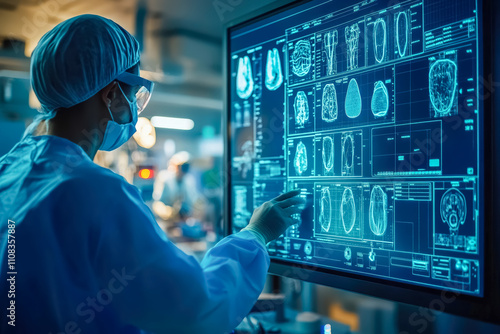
top-left (71, 159), bottom-right (122, 181)
top-left (65, 162), bottom-right (133, 194)
top-left (52, 164), bottom-right (143, 221)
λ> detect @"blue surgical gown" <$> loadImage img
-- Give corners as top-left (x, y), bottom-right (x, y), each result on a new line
top-left (0, 135), bottom-right (269, 334)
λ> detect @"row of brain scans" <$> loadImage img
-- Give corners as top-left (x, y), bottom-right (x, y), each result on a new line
top-left (292, 55), bottom-right (458, 128)
top-left (317, 185), bottom-right (390, 237)
top-left (235, 48), bottom-right (284, 99)
top-left (317, 184), bottom-right (468, 241)
top-left (236, 42), bottom-right (457, 121)
top-left (290, 11), bottom-right (412, 79)
top-left (294, 78), bottom-right (390, 128)
top-left (237, 52), bottom-right (458, 125)
top-left (292, 131), bottom-right (361, 177)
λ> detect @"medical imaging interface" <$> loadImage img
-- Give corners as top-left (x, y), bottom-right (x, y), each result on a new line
top-left (229, 0), bottom-right (482, 296)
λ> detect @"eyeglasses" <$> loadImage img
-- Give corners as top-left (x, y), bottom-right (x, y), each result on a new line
top-left (115, 71), bottom-right (154, 114)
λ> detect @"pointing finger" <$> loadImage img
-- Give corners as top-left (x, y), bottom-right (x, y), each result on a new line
top-left (274, 189), bottom-right (301, 202)
top-left (278, 196), bottom-right (306, 208)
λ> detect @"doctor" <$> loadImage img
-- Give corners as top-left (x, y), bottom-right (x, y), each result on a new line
top-left (0, 15), bottom-right (304, 334)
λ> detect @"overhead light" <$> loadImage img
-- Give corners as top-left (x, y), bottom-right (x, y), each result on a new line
top-left (133, 117), bottom-right (156, 148)
top-left (0, 70), bottom-right (30, 80)
top-left (151, 116), bottom-right (195, 130)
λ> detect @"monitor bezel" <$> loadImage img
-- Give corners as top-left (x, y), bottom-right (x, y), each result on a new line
top-left (223, 0), bottom-right (500, 325)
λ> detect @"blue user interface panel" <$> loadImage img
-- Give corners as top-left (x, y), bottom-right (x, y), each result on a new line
top-left (228, 0), bottom-right (482, 296)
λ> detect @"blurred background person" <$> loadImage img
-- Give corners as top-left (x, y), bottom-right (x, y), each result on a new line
top-left (153, 151), bottom-right (207, 238)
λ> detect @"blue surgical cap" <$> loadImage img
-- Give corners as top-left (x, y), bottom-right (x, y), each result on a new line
top-left (30, 14), bottom-right (141, 112)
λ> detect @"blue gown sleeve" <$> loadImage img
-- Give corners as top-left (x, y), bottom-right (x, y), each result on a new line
top-left (66, 174), bottom-right (269, 334)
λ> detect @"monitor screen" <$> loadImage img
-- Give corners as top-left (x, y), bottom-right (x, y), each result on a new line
top-left (227, 0), bottom-right (483, 299)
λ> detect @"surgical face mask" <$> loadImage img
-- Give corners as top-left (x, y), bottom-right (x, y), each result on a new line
top-left (99, 83), bottom-right (138, 151)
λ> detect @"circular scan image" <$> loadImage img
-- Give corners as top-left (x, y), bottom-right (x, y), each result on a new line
top-left (291, 39), bottom-right (312, 77)
top-left (319, 187), bottom-right (332, 232)
top-left (293, 141), bottom-right (308, 175)
top-left (371, 81), bottom-right (389, 118)
top-left (373, 18), bottom-right (387, 63)
top-left (321, 83), bottom-right (338, 122)
top-left (345, 78), bottom-right (362, 118)
top-left (429, 59), bottom-right (458, 117)
top-left (369, 185), bottom-right (388, 236)
top-left (342, 133), bottom-right (355, 176)
top-left (265, 48), bottom-right (284, 91)
top-left (341, 187), bottom-right (356, 234)
top-left (440, 188), bottom-right (466, 235)
top-left (396, 11), bottom-right (409, 57)
top-left (322, 136), bottom-right (334, 173)
top-left (294, 91), bottom-right (309, 127)
top-left (236, 55), bottom-right (254, 99)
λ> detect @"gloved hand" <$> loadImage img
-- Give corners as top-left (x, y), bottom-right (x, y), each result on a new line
top-left (242, 189), bottom-right (305, 245)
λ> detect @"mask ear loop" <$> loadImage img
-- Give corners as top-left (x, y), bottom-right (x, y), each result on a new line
top-left (106, 102), bottom-right (117, 123)
top-left (105, 82), bottom-right (128, 126)
top-left (116, 81), bottom-right (138, 124)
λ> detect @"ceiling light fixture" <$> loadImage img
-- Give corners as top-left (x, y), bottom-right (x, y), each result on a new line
top-left (151, 116), bottom-right (195, 130)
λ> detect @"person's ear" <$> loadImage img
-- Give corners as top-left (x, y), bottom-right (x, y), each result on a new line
top-left (101, 81), bottom-right (119, 108)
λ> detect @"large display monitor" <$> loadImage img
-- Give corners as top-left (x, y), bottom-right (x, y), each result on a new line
top-left (224, 0), bottom-right (500, 323)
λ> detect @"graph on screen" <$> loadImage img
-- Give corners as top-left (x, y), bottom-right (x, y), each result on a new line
top-left (229, 0), bottom-right (482, 296)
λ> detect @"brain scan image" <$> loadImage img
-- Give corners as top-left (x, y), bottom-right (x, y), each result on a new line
top-left (369, 185), bottom-right (388, 236)
top-left (322, 136), bottom-right (334, 174)
top-left (341, 133), bottom-right (355, 176)
top-left (429, 59), bottom-right (458, 117)
top-left (319, 187), bottom-right (332, 232)
top-left (291, 39), bottom-right (312, 77)
top-left (373, 18), bottom-right (387, 63)
top-left (345, 78), bottom-right (362, 118)
top-left (322, 83), bottom-right (338, 122)
top-left (440, 188), bottom-right (467, 236)
top-left (341, 187), bottom-right (356, 234)
top-left (265, 48), bottom-right (284, 91)
top-left (294, 91), bottom-right (310, 127)
top-left (396, 11), bottom-right (409, 57)
top-left (345, 23), bottom-right (361, 71)
top-left (294, 141), bottom-right (308, 175)
top-left (236, 56), bottom-right (254, 99)
top-left (324, 30), bottom-right (338, 76)
top-left (371, 81), bottom-right (389, 117)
